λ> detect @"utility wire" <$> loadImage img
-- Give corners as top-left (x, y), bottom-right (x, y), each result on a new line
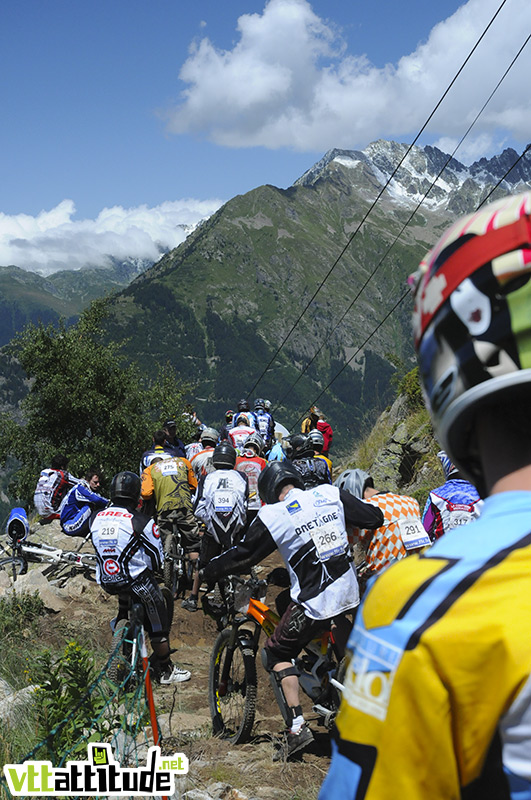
top-left (246, 0), bottom-right (509, 399)
top-left (281, 29), bottom-right (531, 413)
top-left (478, 141), bottom-right (531, 208)
top-left (292, 140), bottom-right (531, 431)
top-left (296, 288), bottom-right (411, 428)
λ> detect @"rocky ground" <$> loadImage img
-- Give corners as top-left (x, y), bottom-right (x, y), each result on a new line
top-left (0, 521), bottom-right (333, 800)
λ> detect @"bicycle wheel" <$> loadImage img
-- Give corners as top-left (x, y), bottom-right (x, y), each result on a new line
top-left (107, 619), bottom-right (130, 687)
top-left (0, 556), bottom-right (27, 580)
top-left (209, 628), bottom-right (257, 743)
top-left (163, 533), bottom-right (177, 596)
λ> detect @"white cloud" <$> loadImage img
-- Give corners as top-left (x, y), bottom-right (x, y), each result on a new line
top-left (0, 198), bottom-right (223, 275)
top-left (164, 0), bottom-right (531, 153)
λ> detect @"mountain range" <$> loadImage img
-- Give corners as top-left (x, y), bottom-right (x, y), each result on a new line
top-left (2, 140), bottom-right (531, 452)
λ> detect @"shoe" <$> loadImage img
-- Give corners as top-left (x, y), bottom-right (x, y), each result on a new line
top-left (273, 723), bottom-right (314, 762)
top-left (159, 664), bottom-right (191, 684)
top-left (181, 596), bottom-right (198, 612)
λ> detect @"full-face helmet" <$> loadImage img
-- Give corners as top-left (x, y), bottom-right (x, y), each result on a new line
top-left (410, 191), bottom-right (531, 485)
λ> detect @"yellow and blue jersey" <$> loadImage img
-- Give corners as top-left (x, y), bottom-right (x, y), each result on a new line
top-left (320, 490), bottom-right (531, 799)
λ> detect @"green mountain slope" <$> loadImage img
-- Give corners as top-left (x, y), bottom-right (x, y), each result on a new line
top-left (0, 262), bottom-right (150, 347)
top-left (104, 173), bottom-right (437, 450)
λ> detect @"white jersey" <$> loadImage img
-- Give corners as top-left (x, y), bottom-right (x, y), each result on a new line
top-left (185, 441), bottom-right (203, 460)
top-left (228, 425), bottom-right (256, 454)
top-left (259, 484), bottom-right (358, 619)
top-left (91, 505), bottom-right (163, 592)
top-left (190, 447), bottom-right (216, 480)
top-left (194, 469), bottom-right (248, 546)
top-left (33, 469), bottom-right (80, 516)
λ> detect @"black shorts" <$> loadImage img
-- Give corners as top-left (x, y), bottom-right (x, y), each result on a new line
top-left (264, 601), bottom-right (330, 666)
top-left (118, 571), bottom-right (170, 641)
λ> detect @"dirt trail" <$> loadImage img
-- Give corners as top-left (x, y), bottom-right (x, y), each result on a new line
top-left (34, 537), bottom-right (333, 800)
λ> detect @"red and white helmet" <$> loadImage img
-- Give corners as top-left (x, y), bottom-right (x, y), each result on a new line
top-left (411, 191), bottom-right (531, 486)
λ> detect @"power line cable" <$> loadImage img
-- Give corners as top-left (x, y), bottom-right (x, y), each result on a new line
top-left (292, 140), bottom-right (531, 431)
top-left (246, 0), bottom-right (509, 399)
top-left (280, 29), bottom-right (531, 411)
top-left (477, 142), bottom-right (531, 208)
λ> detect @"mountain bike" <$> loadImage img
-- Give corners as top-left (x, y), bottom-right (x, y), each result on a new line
top-left (203, 573), bottom-right (347, 744)
top-left (0, 528), bottom-right (98, 585)
top-left (107, 587), bottom-right (174, 691)
top-left (159, 517), bottom-right (195, 598)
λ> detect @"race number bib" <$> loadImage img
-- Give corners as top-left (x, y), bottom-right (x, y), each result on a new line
top-left (398, 518), bottom-right (431, 551)
top-left (159, 462), bottom-right (179, 476)
top-left (214, 490), bottom-right (235, 514)
top-left (310, 521), bottom-right (348, 561)
top-left (448, 509), bottom-right (474, 529)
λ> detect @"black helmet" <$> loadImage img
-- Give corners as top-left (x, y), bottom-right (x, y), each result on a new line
top-left (237, 398), bottom-right (250, 412)
top-left (212, 442), bottom-right (236, 470)
top-left (110, 471), bottom-right (141, 505)
top-left (290, 434), bottom-right (314, 461)
top-left (254, 397), bottom-right (265, 410)
top-left (258, 462), bottom-right (305, 504)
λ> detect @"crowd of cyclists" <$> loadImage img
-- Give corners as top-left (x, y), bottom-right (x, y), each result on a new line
top-left (28, 392), bottom-right (483, 756)
top-left (17, 191), bottom-right (531, 792)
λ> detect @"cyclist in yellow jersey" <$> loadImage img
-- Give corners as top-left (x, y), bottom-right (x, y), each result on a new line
top-left (320, 192), bottom-right (531, 799)
top-left (141, 454), bottom-right (202, 610)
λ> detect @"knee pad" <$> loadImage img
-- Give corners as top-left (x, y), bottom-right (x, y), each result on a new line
top-left (261, 648), bottom-right (299, 727)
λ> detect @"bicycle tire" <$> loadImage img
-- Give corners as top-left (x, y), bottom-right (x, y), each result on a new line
top-left (209, 628), bottom-right (257, 744)
top-left (107, 619), bottom-right (130, 687)
top-left (0, 556), bottom-right (27, 579)
top-left (163, 533), bottom-right (177, 596)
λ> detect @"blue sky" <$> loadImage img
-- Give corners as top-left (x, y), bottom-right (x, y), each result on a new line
top-left (1, 0), bottom-right (529, 273)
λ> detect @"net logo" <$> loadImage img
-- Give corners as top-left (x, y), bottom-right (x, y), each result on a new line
top-left (3, 743), bottom-right (188, 796)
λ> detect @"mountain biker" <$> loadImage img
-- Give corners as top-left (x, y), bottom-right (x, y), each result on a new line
top-left (194, 442), bottom-right (249, 583)
top-left (60, 469), bottom-right (108, 538)
top-left (422, 450), bottom-right (483, 540)
top-left (91, 471), bottom-right (191, 684)
top-left (202, 461), bottom-right (384, 761)
top-left (219, 410), bottom-right (235, 441)
top-left (308, 429), bottom-right (332, 472)
top-left (189, 427), bottom-right (219, 479)
top-left (267, 435), bottom-right (287, 462)
top-left (228, 414), bottom-right (256, 454)
top-left (235, 432), bottom-right (267, 525)
top-left (139, 430), bottom-right (174, 474)
top-left (321, 192), bottom-right (531, 799)
top-left (251, 399), bottom-right (275, 449)
top-left (140, 454), bottom-right (202, 610)
top-left (184, 428), bottom-right (203, 461)
top-left (34, 454), bottom-right (80, 522)
top-left (334, 468), bottom-right (425, 574)
top-left (291, 434), bottom-right (332, 488)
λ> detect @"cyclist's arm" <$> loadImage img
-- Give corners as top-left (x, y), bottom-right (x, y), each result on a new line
top-left (140, 467), bottom-right (154, 500)
top-left (134, 512), bottom-right (163, 572)
top-left (340, 490), bottom-right (384, 529)
top-left (202, 516), bottom-right (276, 582)
top-left (183, 458), bottom-right (197, 491)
